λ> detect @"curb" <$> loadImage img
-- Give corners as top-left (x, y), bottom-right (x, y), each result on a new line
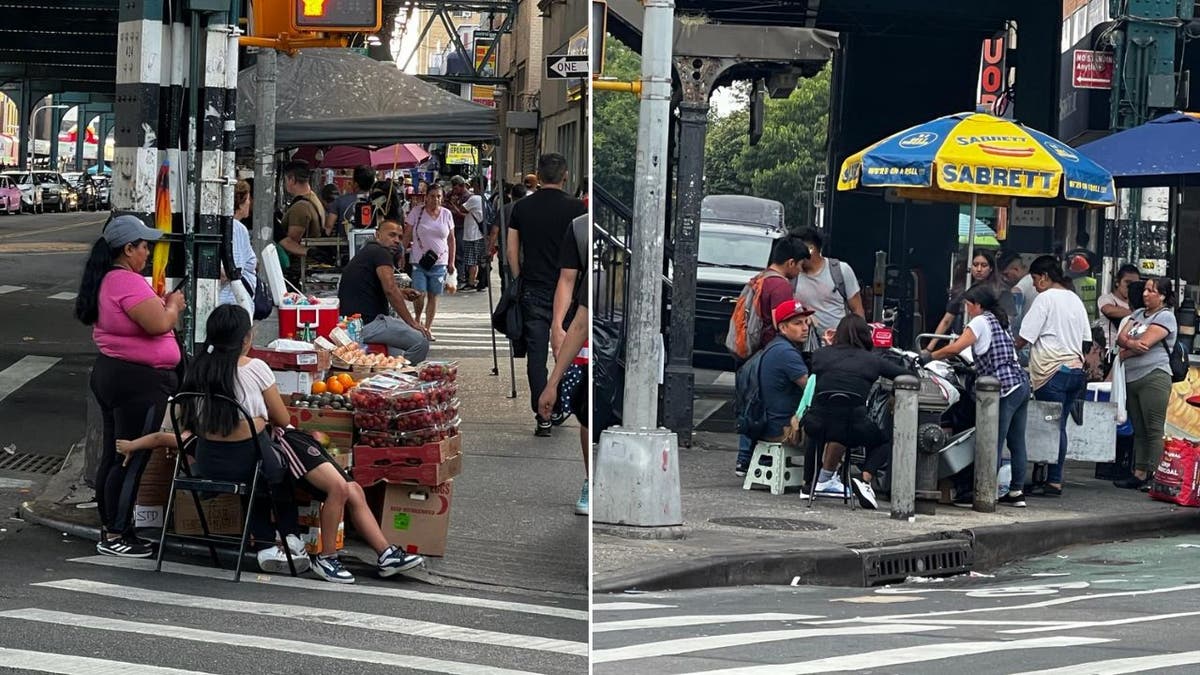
top-left (593, 508), bottom-right (1200, 593)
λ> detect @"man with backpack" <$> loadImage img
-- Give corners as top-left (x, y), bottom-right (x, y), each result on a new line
top-left (735, 299), bottom-right (813, 473)
top-left (726, 236), bottom-right (809, 475)
top-left (793, 227), bottom-right (865, 344)
top-left (326, 165), bottom-right (377, 237)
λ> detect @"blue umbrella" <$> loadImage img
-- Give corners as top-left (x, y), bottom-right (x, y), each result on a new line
top-left (958, 213), bottom-right (999, 247)
top-left (1077, 112), bottom-right (1200, 187)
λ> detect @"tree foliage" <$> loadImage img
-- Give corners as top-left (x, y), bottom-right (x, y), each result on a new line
top-left (592, 38), bottom-right (832, 232)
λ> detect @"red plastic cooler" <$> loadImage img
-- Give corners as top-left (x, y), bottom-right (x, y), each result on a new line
top-left (277, 300), bottom-right (340, 340)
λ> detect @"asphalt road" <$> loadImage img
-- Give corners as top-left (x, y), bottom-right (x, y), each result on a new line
top-left (594, 534), bottom-right (1200, 674)
top-left (0, 211), bottom-right (101, 466)
top-left (0, 522), bottom-right (587, 674)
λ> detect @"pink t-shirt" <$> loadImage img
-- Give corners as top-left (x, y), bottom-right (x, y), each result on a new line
top-left (406, 206), bottom-right (453, 266)
top-left (93, 269), bottom-right (181, 369)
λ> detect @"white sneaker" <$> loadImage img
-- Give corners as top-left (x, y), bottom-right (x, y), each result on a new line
top-left (850, 477), bottom-right (878, 510)
top-left (815, 476), bottom-right (850, 498)
top-left (575, 480), bottom-right (589, 516)
top-left (256, 545), bottom-right (311, 575)
top-left (285, 534), bottom-right (307, 558)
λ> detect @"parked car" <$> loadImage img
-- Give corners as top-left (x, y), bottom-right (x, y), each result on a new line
top-left (31, 172), bottom-right (71, 212)
top-left (93, 175), bottom-right (111, 209)
top-left (0, 175), bottom-right (22, 215)
top-left (62, 172), bottom-right (98, 211)
top-left (692, 195), bottom-right (787, 371)
top-left (0, 171), bottom-right (43, 213)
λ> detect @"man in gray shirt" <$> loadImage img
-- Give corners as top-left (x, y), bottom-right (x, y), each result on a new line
top-left (792, 228), bottom-right (865, 343)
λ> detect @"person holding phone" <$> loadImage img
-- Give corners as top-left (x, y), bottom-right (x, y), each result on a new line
top-left (75, 215), bottom-right (185, 558)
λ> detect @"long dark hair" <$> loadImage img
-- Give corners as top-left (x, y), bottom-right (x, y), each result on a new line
top-left (833, 314), bottom-right (873, 351)
top-left (75, 237), bottom-right (136, 326)
top-left (180, 305), bottom-right (252, 437)
top-left (963, 282), bottom-right (1010, 329)
top-left (1029, 255), bottom-right (1069, 287)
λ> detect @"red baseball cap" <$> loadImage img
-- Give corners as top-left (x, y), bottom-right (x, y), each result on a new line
top-left (773, 299), bottom-right (815, 326)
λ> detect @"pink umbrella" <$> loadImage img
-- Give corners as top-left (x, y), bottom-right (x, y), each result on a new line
top-left (292, 144), bottom-right (429, 169)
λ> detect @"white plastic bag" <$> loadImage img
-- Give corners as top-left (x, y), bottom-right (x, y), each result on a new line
top-left (444, 276), bottom-right (457, 294)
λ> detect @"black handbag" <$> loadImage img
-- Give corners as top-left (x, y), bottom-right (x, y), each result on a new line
top-left (491, 276), bottom-right (526, 357)
top-left (413, 209), bottom-right (440, 271)
top-left (243, 276), bottom-right (273, 321)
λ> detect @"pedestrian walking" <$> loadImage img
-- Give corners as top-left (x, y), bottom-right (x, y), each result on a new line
top-left (1113, 277), bottom-right (1178, 490)
top-left (403, 184), bottom-right (455, 340)
top-left (1016, 255), bottom-right (1091, 496)
top-left (75, 215), bottom-right (183, 558)
top-left (458, 177), bottom-right (487, 290)
top-left (507, 153), bottom-right (587, 436)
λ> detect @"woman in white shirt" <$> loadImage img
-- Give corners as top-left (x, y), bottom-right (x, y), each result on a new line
top-left (403, 184), bottom-right (456, 340)
top-left (218, 180), bottom-right (257, 309)
top-left (1014, 255), bottom-right (1091, 496)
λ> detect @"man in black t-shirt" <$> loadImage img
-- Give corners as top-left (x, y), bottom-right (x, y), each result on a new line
top-left (508, 153), bottom-right (587, 436)
top-left (338, 220), bottom-right (431, 364)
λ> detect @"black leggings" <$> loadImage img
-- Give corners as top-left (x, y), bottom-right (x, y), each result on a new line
top-left (195, 433), bottom-right (300, 542)
top-left (90, 354), bottom-right (178, 538)
top-left (801, 405), bottom-right (891, 478)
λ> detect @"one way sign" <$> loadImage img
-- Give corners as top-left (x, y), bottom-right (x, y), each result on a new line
top-left (545, 54), bottom-right (589, 79)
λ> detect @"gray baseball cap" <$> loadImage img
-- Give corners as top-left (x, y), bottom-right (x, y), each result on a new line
top-left (103, 215), bottom-right (164, 248)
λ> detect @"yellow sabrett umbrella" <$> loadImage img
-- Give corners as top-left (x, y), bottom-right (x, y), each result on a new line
top-left (837, 112), bottom-right (1116, 271)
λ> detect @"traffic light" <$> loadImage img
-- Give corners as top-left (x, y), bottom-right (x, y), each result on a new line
top-left (291, 0), bottom-right (382, 32)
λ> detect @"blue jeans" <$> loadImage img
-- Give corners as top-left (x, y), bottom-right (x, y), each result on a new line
top-left (737, 434), bottom-right (753, 467)
top-left (411, 263), bottom-right (447, 295)
top-left (998, 380), bottom-right (1031, 493)
top-left (1033, 367), bottom-right (1086, 484)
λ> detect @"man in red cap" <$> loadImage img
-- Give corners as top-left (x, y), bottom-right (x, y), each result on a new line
top-left (742, 299), bottom-right (815, 448)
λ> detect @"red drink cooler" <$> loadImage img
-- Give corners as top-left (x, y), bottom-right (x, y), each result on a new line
top-left (278, 301), bottom-right (340, 340)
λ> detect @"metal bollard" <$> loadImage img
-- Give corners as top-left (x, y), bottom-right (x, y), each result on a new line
top-left (890, 374), bottom-right (920, 520)
top-left (974, 376), bottom-right (1001, 513)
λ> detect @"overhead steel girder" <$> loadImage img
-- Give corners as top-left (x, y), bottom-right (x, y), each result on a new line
top-left (398, 0), bottom-right (516, 83)
top-left (50, 92), bottom-right (116, 105)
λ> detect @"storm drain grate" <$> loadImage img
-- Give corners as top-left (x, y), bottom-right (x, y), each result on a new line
top-left (860, 540), bottom-right (973, 586)
top-left (709, 517), bottom-right (834, 532)
top-left (0, 452), bottom-right (63, 475)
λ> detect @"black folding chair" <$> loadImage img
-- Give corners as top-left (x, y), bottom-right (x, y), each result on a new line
top-left (805, 390), bottom-right (866, 509)
top-left (156, 392), bottom-right (300, 582)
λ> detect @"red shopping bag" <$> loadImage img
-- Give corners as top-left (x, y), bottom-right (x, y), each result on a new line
top-left (1150, 438), bottom-right (1200, 507)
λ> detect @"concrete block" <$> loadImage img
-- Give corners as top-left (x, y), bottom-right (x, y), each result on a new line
top-left (594, 427), bottom-right (682, 527)
top-left (1027, 399), bottom-right (1118, 464)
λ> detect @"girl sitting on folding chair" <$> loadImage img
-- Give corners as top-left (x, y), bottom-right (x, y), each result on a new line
top-left (118, 304), bottom-right (424, 584)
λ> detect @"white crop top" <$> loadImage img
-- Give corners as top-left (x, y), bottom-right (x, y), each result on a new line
top-left (234, 358), bottom-right (275, 421)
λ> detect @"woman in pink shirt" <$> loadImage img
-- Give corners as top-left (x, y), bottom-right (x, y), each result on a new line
top-left (75, 215), bottom-right (185, 559)
top-left (403, 184), bottom-right (456, 340)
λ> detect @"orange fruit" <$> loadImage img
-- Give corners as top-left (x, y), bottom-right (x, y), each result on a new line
top-left (311, 381), bottom-right (327, 395)
top-left (337, 373), bottom-right (354, 387)
top-left (327, 380), bottom-right (345, 395)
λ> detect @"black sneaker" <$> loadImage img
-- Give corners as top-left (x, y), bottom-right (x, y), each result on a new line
top-left (998, 491), bottom-right (1027, 507)
top-left (97, 535), bottom-right (153, 558)
top-left (535, 418), bottom-right (552, 437)
top-left (550, 410), bottom-right (568, 427)
top-left (952, 492), bottom-right (974, 508)
top-left (734, 460), bottom-right (749, 478)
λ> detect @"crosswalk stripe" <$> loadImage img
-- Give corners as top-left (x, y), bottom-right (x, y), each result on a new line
top-left (432, 345), bottom-right (511, 351)
top-left (433, 340), bottom-right (509, 345)
top-left (0, 285), bottom-right (24, 294)
top-left (0, 645), bottom-right (211, 675)
top-left (36, 579), bottom-right (587, 656)
top-left (69, 556), bottom-right (586, 621)
top-left (0, 355), bottom-right (60, 405)
top-left (592, 623), bottom-right (950, 664)
top-left (593, 613), bottom-right (822, 633)
top-left (0, 608), bottom-right (538, 675)
top-left (47, 291), bottom-right (77, 300)
top-left (689, 636), bottom-right (1112, 674)
top-left (593, 602), bottom-right (677, 611)
top-left (434, 313), bottom-right (493, 320)
top-left (1011, 649), bottom-right (1200, 675)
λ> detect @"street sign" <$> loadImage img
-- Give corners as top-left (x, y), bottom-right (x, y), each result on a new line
top-left (291, 0), bottom-right (382, 33)
top-left (1072, 49), bottom-right (1114, 90)
top-left (545, 54), bottom-right (588, 79)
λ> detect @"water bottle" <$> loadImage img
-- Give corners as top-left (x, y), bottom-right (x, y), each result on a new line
top-left (348, 314), bottom-right (364, 344)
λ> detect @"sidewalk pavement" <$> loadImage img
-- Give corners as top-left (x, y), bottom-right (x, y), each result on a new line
top-left (593, 424), bottom-right (1200, 593)
top-left (22, 278), bottom-right (588, 597)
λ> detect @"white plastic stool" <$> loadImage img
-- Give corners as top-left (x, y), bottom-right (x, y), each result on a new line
top-left (742, 442), bottom-right (806, 495)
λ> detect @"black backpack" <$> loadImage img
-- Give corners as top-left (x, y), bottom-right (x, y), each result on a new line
top-left (1165, 338), bottom-right (1188, 383)
top-left (735, 341), bottom-right (782, 440)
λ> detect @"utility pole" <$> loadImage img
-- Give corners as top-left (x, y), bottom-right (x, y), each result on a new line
top-left (593, 0), bottom-right (682, 529)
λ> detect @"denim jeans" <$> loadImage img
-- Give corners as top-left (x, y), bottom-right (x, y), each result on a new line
top-left (1033, 367), bottom-right (1086, 484)
top-left (737, 434), bottom-right (754, 466)
top-left (998, 380), bottom-right (1031, 493)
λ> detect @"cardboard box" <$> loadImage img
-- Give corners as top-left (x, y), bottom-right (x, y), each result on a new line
top-left (286, 406), bottom-right (354, 434)
top-left (172, 493), bottom-right (244, 536)
top-left (352, 452), bottom-right (462, 487)
top-left (274, 370), bottom-right (315, 397)
top-left (368, 480), bottom-right (453, 557)
top-left (355, 433), bottom-right (461, 465)
top-left (250, 347), bottom-right (331, 373)
top-left (135, 448), bottom-right (174, 509)
top-left (296, 499), bottom-right (344, 554)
